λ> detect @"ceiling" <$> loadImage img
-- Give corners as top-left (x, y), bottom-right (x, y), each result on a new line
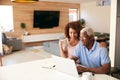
top-left (39, 0), bottom-right (97, 3)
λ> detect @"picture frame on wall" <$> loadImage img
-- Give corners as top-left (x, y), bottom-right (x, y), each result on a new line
top-left (97, 0), bottom-right (111, 6)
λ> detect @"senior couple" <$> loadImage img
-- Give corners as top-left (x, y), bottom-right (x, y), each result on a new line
top-left (59, 21), bottom-right (111, 74)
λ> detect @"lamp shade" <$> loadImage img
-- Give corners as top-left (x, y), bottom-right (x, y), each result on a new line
top-left (11, 0), bottom-right (39, 2)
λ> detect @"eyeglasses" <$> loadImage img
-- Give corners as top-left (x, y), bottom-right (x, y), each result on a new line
top-left (80, 35), bottom-right (90, 40)
top-left (80, 37), bottom-right (87, 40)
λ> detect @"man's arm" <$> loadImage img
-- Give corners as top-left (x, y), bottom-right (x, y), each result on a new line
top-left (77, 63), bottom-right (111, 74)
top-left (70, 55), bottom-right (79, 63)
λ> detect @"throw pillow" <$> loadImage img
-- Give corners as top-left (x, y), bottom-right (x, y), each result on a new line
top-left (2, 44), bottom-right (13, 55)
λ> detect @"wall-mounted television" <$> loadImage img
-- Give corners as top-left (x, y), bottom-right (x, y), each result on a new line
top-left (33, 10), bottom-right (60, 29)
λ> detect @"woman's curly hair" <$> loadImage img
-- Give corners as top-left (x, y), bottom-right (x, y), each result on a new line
top-left (64, 21), bottom-right (83, 40)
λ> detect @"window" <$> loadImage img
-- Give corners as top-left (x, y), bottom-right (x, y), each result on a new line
top-left (69, 9), bottom-right (79, 22)
top-left (0, 5), bottom-right (14, 32)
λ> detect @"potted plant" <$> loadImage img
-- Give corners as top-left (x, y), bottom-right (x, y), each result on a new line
top-left (20, 22), bottom-right (26, 29)
top-left (20, 22), bottom-right (28, 35)
top-left (78, 19), bottom-right (85, 28)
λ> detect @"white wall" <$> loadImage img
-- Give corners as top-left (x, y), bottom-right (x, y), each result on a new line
top-left (80, 1), bottom-right (110, 33)
top-left (109, 0), bottom-right (117, 67)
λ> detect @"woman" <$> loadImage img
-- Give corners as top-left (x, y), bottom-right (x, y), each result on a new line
top-left (59, 21), bottom-right (82, 58)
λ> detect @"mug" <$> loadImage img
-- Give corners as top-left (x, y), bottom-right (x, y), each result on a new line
top-left (60, 39), bottom-right (68, 51)
top-left (82, 72), bottom-right (93, 80)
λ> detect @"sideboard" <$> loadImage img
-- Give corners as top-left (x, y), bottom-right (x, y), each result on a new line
top-left (22, 33), bottom-right (64, 46)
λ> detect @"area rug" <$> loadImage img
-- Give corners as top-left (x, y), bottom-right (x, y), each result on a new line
top-left (2, 46), bottom-right (52, 66)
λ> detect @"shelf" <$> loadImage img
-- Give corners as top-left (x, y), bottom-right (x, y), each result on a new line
top-left (22, 33), bottom-right (64, 43)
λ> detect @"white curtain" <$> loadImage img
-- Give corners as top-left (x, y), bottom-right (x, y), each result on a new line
top-left (0, 5), bottom-right (13, 56)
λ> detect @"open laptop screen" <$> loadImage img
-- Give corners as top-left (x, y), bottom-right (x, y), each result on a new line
top-left (52, 55), bottom-right (79, 78)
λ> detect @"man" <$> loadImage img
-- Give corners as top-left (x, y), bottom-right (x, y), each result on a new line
top-left (71, 27), bottom-right (111, 74)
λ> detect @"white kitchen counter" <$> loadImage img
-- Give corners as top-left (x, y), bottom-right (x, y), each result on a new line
top-left (0, 58), bottom-right (119, 80)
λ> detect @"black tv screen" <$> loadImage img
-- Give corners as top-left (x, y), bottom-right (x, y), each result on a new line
top-left (33, 10), bottom-right (60, 29)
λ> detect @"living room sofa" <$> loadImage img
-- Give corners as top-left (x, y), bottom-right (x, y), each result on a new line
top-left (2, 33), bottom-right (23, 51)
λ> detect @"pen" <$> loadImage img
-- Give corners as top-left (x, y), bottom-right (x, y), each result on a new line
top-left (42, 65), bottom-right (56, 69)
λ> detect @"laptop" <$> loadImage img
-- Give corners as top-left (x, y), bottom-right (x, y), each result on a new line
top-left (52, 55), bottom-right (79, 79)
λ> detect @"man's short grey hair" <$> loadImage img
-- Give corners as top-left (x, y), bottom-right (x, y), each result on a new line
top-left (80, 27), bottom-right (94, 36)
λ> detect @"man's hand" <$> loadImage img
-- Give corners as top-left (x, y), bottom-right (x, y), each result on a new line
top-left (76, 64), bottom-right (87, 73)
